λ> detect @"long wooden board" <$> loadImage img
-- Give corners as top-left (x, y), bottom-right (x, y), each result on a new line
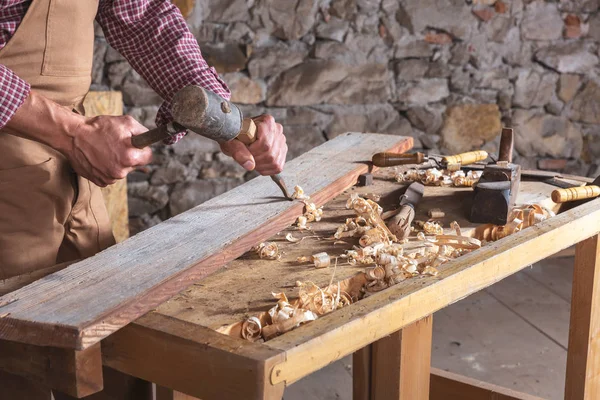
top-left (0, 133), bottom-right (412, 350)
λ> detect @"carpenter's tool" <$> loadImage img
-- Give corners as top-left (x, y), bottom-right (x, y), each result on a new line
top-left (386, 182), bottom-right (425, 240)
top-left (470, 127), bottom-right (521, 225)
top-left (131, 85), bottom-right (292, 200)
top-left (372, 150), bottom-right (488, 171)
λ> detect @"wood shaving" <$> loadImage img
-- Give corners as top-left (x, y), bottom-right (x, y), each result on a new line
top-left (241, 317), bottom-right (262, 342)
top-left (254, 242), bottom-right (280, 260)
top-left (291, 185), bottom-right (310, 200)
top-left (428, 208), bottom-right (445, 218)
top-left (396, 168), bottom-right (482, 187)
top-left (311, 252), bottom-right (331, 269)
top-left (285, 233), bottom-right (302, 243)
top-left (296, 256), bottom-right (308, 263)
top-left (423, 221), bottom-right (444, 235)
top-left (474, 204), bottom-right (555, 242)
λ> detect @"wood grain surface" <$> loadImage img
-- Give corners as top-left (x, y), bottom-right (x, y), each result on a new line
top-left (0, 133), bottom-right (412, 350)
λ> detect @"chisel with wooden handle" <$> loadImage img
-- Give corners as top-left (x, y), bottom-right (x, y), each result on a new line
top-left (551, 186), bottom-right (600, 203)
top-left (372, 150), bottom-right (488, 168)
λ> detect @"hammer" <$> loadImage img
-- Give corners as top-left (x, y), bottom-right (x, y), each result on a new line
top-left (131, 85), bottom-right (292, 200)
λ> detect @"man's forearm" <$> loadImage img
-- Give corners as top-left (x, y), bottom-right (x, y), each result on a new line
top-left (4, 90), bottom-right (83, 156)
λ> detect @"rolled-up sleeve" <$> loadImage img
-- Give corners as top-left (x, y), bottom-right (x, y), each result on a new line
top-left (0, 64), bottom-right (30, 129)
top-left (96, 0), bottom-right (230, 143)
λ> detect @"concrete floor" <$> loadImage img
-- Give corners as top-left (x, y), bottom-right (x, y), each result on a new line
top-left (284, 257), bottom-right (574, 400)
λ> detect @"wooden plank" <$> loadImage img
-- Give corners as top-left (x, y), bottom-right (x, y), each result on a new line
top-left (0, 340), bottom-right (103, 398)
top-left (353, 347), bottom-right (372, 400)
top-left (0, 133), bottom-right (413, 350)
top-left (565, 234), bottom-right (600, 400)
top-left (430, 368), bottom-right (546, 400)
top-left (371, 316), bottom-right (432, 400)
top-left (103, 313), bottom-right (286, 400)
top-left (267, 198), bottom-right (600, 385)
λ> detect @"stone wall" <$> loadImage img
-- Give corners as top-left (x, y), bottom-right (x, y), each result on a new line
top-left (91, 0), bottom-right (600, 234)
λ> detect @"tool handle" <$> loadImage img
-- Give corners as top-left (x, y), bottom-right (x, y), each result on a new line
top-left (386, 205), bottom-right (415, 241)
top-left (498, 127), bottom-right (514, 163)
top-left (372, 152), bottom-right (425, 167)
top-left (236, 118), bottom-right (257, 145)
top-left (551, 185), bottom-right (600, 203)
top-left (442, 150), bottom-right (488, 167)
top-left (131, 126), bottom-right (173, 149)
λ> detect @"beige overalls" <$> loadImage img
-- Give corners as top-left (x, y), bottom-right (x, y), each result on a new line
top-left (0, 0), bottom-right (115, 284)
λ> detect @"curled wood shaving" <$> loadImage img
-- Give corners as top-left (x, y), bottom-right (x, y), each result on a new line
top-left (241, 317), bottom-right (262, 342)
top-left (423, 221), bottom-right (444, 235)
top-left (297, 256), bottom-right (308, 263)
top-left (285, 233), bottom-right (302, 243)
top-left (254, 242), bottom-right (280, 260)
top-left (311, 252), bottom-right (331, 269)
top-left (474, 204), bottom-right (555, 242)
top-left (428, 208), bottom-right (445, 218)
top-left (291, 185), bottom-right (310, 200)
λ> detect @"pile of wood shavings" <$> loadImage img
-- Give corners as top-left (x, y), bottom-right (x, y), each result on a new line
top-left (234, 194), bottom-right (481, 341)
top-left (292, 185), bottom-right (323, 230)
top-left (396, 168), bottom-right (483, 187)
top-left (474, 204), bottom-right (555, 242)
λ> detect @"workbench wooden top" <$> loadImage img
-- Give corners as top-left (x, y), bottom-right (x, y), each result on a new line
top-left (154, 169), bottom-right (563, 333)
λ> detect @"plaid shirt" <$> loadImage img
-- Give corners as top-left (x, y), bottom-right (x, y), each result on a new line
top-left (0, 0), bottom-right (230, 144)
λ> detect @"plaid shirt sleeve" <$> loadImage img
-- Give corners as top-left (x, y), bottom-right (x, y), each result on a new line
top-left (96, 0), bottom-right (231, 144)
top-left (0, 64), bottom-right (30, 129)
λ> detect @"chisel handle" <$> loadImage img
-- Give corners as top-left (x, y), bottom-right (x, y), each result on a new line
top-left (442, 150), bottom-right (488, 166)
top-left (131, 122), bottom-right (185, 149)
top-left (372, 152), bottom-right (425, 167)
top-left (551, 185), bottom-right (600, 203)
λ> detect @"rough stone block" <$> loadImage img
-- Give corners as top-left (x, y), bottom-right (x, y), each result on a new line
top-left (441, 104), bottom-right (502, 154)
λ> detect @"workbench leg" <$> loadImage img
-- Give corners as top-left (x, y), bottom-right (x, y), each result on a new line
top-left (352, 315), bottom-right (433, 400)
top-left (353, 346), bottom-right (372, 400)
top-left (565, 234), bottom-right (600, 400)
top-left (155, 385), bottom-right (201, 400)
top-left (53, 367), bottom-right (152, 400)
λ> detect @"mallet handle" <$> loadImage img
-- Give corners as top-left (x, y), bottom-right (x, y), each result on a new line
top-left (551, 186), bottom-right (600, 203)
top-left (372, 152), bottom-right (425, 167)
top-left (442, 150), bottom-right (488, 166)
top-left (236, 118), bottom-right (257, 145)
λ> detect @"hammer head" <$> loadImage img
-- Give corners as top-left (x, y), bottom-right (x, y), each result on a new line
top-left (171, 85), bottom-right (244, 142)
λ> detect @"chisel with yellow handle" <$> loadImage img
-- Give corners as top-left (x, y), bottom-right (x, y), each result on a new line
top-left (372, 150), bottom-right (488, 170)
top-left (551, 186), bottom-right (600, 203)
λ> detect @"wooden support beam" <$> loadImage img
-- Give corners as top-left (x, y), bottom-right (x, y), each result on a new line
top-left (0, 133), bottom-right (412, 350)
top-left (565, 234), bottom-right (600, 400)
top-left (430, 368), bottom-right (545, 400)
top-left (371, 315), bottom-right (432, 400)
top-left (352, 317), bottom-right (432, 400)
top-left (353, 346), bottom-right (372, 400)
top-left (103, 313), bottom-right (285, 400)
top-left (0, 340), bottom-right (103, 398)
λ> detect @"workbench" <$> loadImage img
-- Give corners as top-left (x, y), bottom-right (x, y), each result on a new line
top-left (2, 134), bottom-right (600, 400)
top-left (103, 173), bottom-right (598, 399)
